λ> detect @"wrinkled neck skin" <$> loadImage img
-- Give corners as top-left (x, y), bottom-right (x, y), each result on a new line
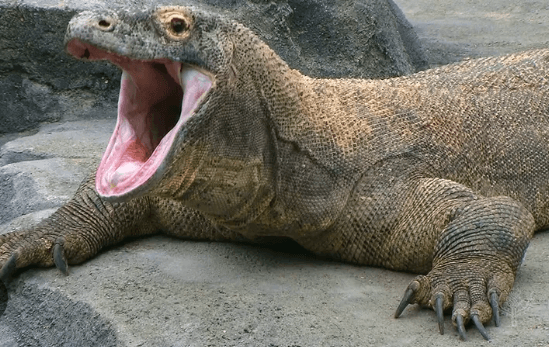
top-left (177, 23), bottom-right (351, 236)
top-left (141, 23), bottom-right (287, 229)
top-left (145, 23), bottom-right (346, 235)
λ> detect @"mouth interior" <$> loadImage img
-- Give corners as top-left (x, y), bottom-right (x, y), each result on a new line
top-left (66, 39), bottom-right (213, 197)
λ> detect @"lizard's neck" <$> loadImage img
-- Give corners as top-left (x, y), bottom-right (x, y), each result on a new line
top-left (223, 37), bottom-right (428, 236)
top-left (155, 24), bottom-right (291, 228)
top-left (227, 26), bottom-right (421, 181)
top-left (207, 26), bottom-right (352, 235)
top-left (175, 24), bottom-right (421, 234)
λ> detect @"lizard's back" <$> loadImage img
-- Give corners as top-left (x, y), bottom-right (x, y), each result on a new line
top-left (296, 49), bottom-right (549, 229)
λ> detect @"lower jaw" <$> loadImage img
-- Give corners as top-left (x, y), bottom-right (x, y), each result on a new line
top-left (95, 66), bottom-right (213, 199)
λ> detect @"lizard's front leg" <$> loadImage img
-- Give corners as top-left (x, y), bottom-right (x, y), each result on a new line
top-left (0, 175), bottom-right (159, 279)
top-left (0, 174), bottom-right (238, 281)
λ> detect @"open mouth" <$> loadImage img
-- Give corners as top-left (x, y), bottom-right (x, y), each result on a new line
top-left (66, 39), bottom-right (214, 198)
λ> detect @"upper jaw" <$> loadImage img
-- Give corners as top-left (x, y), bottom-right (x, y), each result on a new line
top-left (64, 8), bottom-right (211, 66)
top-left (65, 38), bottom-right (215, 200)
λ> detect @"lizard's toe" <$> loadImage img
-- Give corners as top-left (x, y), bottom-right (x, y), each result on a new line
top-left (395, 260), bottom-right (513, 340)
top-left (489, 291), bottom-right (500, 327)
top-left (395, 274), bottom-right (453, 334)
top-left (471, 314), bottom-right (490, 341)
top-left (53, 242), bottom-right (69, 275)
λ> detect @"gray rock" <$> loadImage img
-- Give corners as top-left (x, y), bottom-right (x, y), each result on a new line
top-left (394, 0), bottom-right (549, 67)
top-left (0, 119), bottom-right (112, 167)
top-left (0, 0), bottom-right (427, 133)
top-left (4, 280), bottom-right (118, 347)
top-left (0, 6), bottom-right (120, 133)
top-left (0, 119), bottom-right (113, 225)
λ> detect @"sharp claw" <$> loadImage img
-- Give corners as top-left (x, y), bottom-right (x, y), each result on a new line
top-left (395, 287), bottom-right (414, 318)
top-left (490, 292), bottom-right (500, 327)
top-left (435, 295), bottom-right (445, 335)
top-left (456, 314), bottom-right (467, 341)
top-left (472, 314), bottom-right (491, 341)
top-left (435, 294), bottom-right (444, 335)
top-left (53, 243), bottom-right (69, 275)
top-left (0, 254), bottom-right (17, 283)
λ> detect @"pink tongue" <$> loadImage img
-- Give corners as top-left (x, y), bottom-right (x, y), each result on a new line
top-left (96, 66), bottom-right (212, 198)
top-left (103, 139), bottom-right (149, 188)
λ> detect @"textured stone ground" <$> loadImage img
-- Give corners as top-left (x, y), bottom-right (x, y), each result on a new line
top-left (1, 1), bottom-right (549, 346)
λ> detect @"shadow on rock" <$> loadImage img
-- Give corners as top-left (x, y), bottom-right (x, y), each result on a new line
top-left (1, 281), bottom-right (118, 347)
top-left (0, 281), bottom-right (7, 316)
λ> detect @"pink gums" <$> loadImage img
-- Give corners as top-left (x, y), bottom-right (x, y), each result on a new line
top-left (65, 39), bottom-right (213, 198)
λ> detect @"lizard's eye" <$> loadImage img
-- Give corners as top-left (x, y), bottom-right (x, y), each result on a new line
top-left (170, 17), bottom-right (187, 34)
top-left (155, 7), bottom-right (192, 40)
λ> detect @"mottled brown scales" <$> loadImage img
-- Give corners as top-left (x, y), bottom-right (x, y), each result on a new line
top-left (1, 6), bottom-right (549, 341)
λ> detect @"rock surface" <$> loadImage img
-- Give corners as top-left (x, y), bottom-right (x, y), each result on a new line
top-left (0, 0), bottom-right (427, 134)
top-left (1, 0), bottom-right (549, 346)
top-left (395, 0), bottom-right (549, 67)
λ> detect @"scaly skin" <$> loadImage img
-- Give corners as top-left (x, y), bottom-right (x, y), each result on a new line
top-left (2, 6), bottom-right (548, 341)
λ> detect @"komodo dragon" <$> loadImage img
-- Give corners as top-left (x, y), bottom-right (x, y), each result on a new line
top-left (1, 5), bottom-right (548, 341)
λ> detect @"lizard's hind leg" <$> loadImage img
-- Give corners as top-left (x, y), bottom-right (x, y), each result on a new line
top-left (393, 189), bottom-right (534, 341)
top-left (304, 176), bottom-right (535, 341)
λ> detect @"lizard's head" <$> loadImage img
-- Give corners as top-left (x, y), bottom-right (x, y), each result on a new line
top-left (65, 6), bottom-right (275, 203)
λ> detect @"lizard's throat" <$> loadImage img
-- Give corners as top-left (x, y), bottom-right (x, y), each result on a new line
top-left (95, 61), bottom-right (213, 198)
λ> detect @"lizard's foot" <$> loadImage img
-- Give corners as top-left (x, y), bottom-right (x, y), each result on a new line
top-left (0, 228), bottom-right (61, 313)
top-left (0, 226), bottom-right (74, 282)
top-left (394, 258), bottom-right (515, 341)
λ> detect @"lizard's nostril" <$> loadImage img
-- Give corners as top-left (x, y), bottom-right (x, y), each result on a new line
top-left (96, 18), bottom-right (115, 31)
